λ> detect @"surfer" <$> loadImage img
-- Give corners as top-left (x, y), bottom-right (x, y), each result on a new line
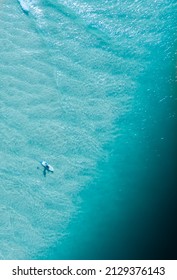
top-left (45, 164), bottom-right (50, 171)
top-left (42, 164), bottom-right (48, 177)
top-left (37, 161), bottom-right (54, 177)
top-left (43, 163), bottom-right (49, 176)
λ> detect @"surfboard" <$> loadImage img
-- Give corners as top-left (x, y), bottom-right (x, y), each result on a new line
top-left (41, 161), bottom-right (54, 172)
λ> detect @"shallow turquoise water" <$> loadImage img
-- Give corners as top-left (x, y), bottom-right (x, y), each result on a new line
top-left (0, 0), bottom-right (176, 259)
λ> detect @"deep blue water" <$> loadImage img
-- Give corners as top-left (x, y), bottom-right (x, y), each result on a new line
top-left (0, 0), bottom-right (177, 259)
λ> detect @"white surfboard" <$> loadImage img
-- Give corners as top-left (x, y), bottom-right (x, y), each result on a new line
top-left (41, 161), bottom-right (54, 172)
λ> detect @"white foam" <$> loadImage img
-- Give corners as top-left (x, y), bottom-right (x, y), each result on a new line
top-left (17, 0), bottom-right (30, 13)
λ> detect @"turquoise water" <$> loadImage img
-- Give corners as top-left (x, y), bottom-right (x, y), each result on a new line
top-left (0, 0), bottom-right (176, 259)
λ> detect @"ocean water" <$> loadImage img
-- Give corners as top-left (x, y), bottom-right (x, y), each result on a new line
top-left (0, 0), bottom-right (177, 260)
